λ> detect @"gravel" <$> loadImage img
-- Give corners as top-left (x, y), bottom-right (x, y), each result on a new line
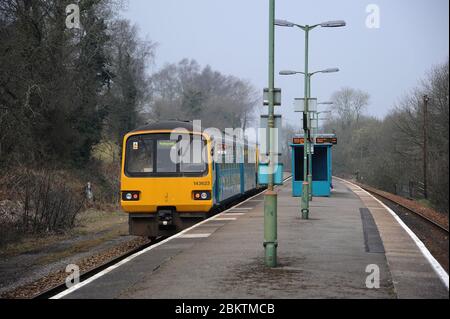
top-left (1, 236), bottom-right (149, 299)
top-left (356, 182), bottom-right (449, 230)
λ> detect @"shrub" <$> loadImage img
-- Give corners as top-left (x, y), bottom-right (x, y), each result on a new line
top-left (0, 169), bottom-right (85, 242)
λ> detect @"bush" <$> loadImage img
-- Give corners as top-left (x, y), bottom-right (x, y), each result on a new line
top-left (0, 169), bottom-right (85, 243)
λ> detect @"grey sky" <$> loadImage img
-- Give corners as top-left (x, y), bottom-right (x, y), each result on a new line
top-left (122, 0), bottom-right (449, 125)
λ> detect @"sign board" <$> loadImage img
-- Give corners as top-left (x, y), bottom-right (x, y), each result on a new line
top-left (315, 136), bottom-right (338, 145)
top-left (294, 98), bottom-right (318, 112)
top-left (293, 135), bottom-right (338, 145)
top-left (263, 88), bottom-right (282, 106)
top-left (260, 114), bottom-right (282, 156)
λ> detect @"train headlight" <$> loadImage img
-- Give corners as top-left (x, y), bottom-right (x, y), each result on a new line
top-left (122, 191), bottom-right (140, 201)
top-left (193, 191), bottom-right (211, 201)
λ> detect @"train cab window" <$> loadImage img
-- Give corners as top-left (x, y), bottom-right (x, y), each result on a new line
top-left (125, 133), bottom-right (208, 177)
top-left (126, 137), bottom-right (154, 174)
top-left (156, 140), bottom-right (177, 173)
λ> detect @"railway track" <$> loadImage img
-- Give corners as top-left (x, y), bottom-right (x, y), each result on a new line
top-left (356, 182), bottom-right (449, 233)
top-left (29, 179), bottom-right (290, 299)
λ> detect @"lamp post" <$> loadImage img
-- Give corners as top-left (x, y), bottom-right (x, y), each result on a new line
top-left (279, 68), bottom-right (339, 204)
top-left (312, 110), bottom-right (332, 132)
top-left (316, 104), bottom-right (334, 130)
top-left (306, 71), bottom-right (337, 201)
top-left (264, 0), bottom-right (277, 268)
top-left (276, 19), bottom-right (344, 219)
top-left (316, 103), bottom-right (334, 133)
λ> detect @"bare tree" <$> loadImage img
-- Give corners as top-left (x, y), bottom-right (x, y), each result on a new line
top-left (325, 61), bottom-right (448, 214)
top-left (147, 59), bottom-right (259, 130)
top-left (102, 19), bottom-right (157, 148)
top-left (330, 87), bottom-right (370, 127)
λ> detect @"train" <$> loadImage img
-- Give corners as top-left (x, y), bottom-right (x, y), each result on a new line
top-left (120, 120), bottom-right (261, 238)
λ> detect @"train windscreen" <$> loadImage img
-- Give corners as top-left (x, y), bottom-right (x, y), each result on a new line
top-left (125, 133), bottom-right (208, 177)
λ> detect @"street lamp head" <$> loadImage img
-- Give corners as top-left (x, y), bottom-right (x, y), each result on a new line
top-left (321, 67), bottom-right (340, 73)
top-left (279, 70), bottom-right (300, 76)
top-left (275, 19), bottom-right (295, 27)
top-left (318, 102), bottom-right (334, 105)
top-left (320, 20), bottom-right (346, 28)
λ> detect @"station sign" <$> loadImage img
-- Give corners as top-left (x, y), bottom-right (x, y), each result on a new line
top-left (315, 137), bottom-right (338, 145)
top-left (292, 136), bottom-right (337, 145)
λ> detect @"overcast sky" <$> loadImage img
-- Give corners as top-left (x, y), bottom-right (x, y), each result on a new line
top-left (122, 0), bottom-right (449, 125)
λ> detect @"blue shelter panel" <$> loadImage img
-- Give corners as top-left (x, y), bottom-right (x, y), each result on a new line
top-left (311, 145), bottom-right (332, 196)
top-left (312, 146), bottom-right (328, 181)
top-left (290, 138), bottom-right (335, 197)
top-left (294, 147), bottom-right (305, 181)
top-left (291, 145), bottom-right (304, 197)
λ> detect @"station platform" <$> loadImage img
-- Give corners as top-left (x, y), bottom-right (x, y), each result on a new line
top-left (58, 177), bottom-right (448, 299)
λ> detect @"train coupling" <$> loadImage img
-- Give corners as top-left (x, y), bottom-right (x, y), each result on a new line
top-left (157, 209), bottom-right (174, 228)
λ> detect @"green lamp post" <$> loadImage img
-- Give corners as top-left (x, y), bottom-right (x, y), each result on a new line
top-left (264, 0), bottom-right (277, 268)
top-left (276, 19), bottom-right (345, 219)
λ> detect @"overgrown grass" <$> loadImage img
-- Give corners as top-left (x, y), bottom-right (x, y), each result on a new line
top-left (0, 208), bottom-right (128, 258)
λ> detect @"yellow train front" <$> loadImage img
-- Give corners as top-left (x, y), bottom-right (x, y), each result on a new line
top-left (120, 121), bottom-right (259, 238)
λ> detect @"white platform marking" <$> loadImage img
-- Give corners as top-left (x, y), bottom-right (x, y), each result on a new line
top-left (178, 233), bottom-right (211, 239)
